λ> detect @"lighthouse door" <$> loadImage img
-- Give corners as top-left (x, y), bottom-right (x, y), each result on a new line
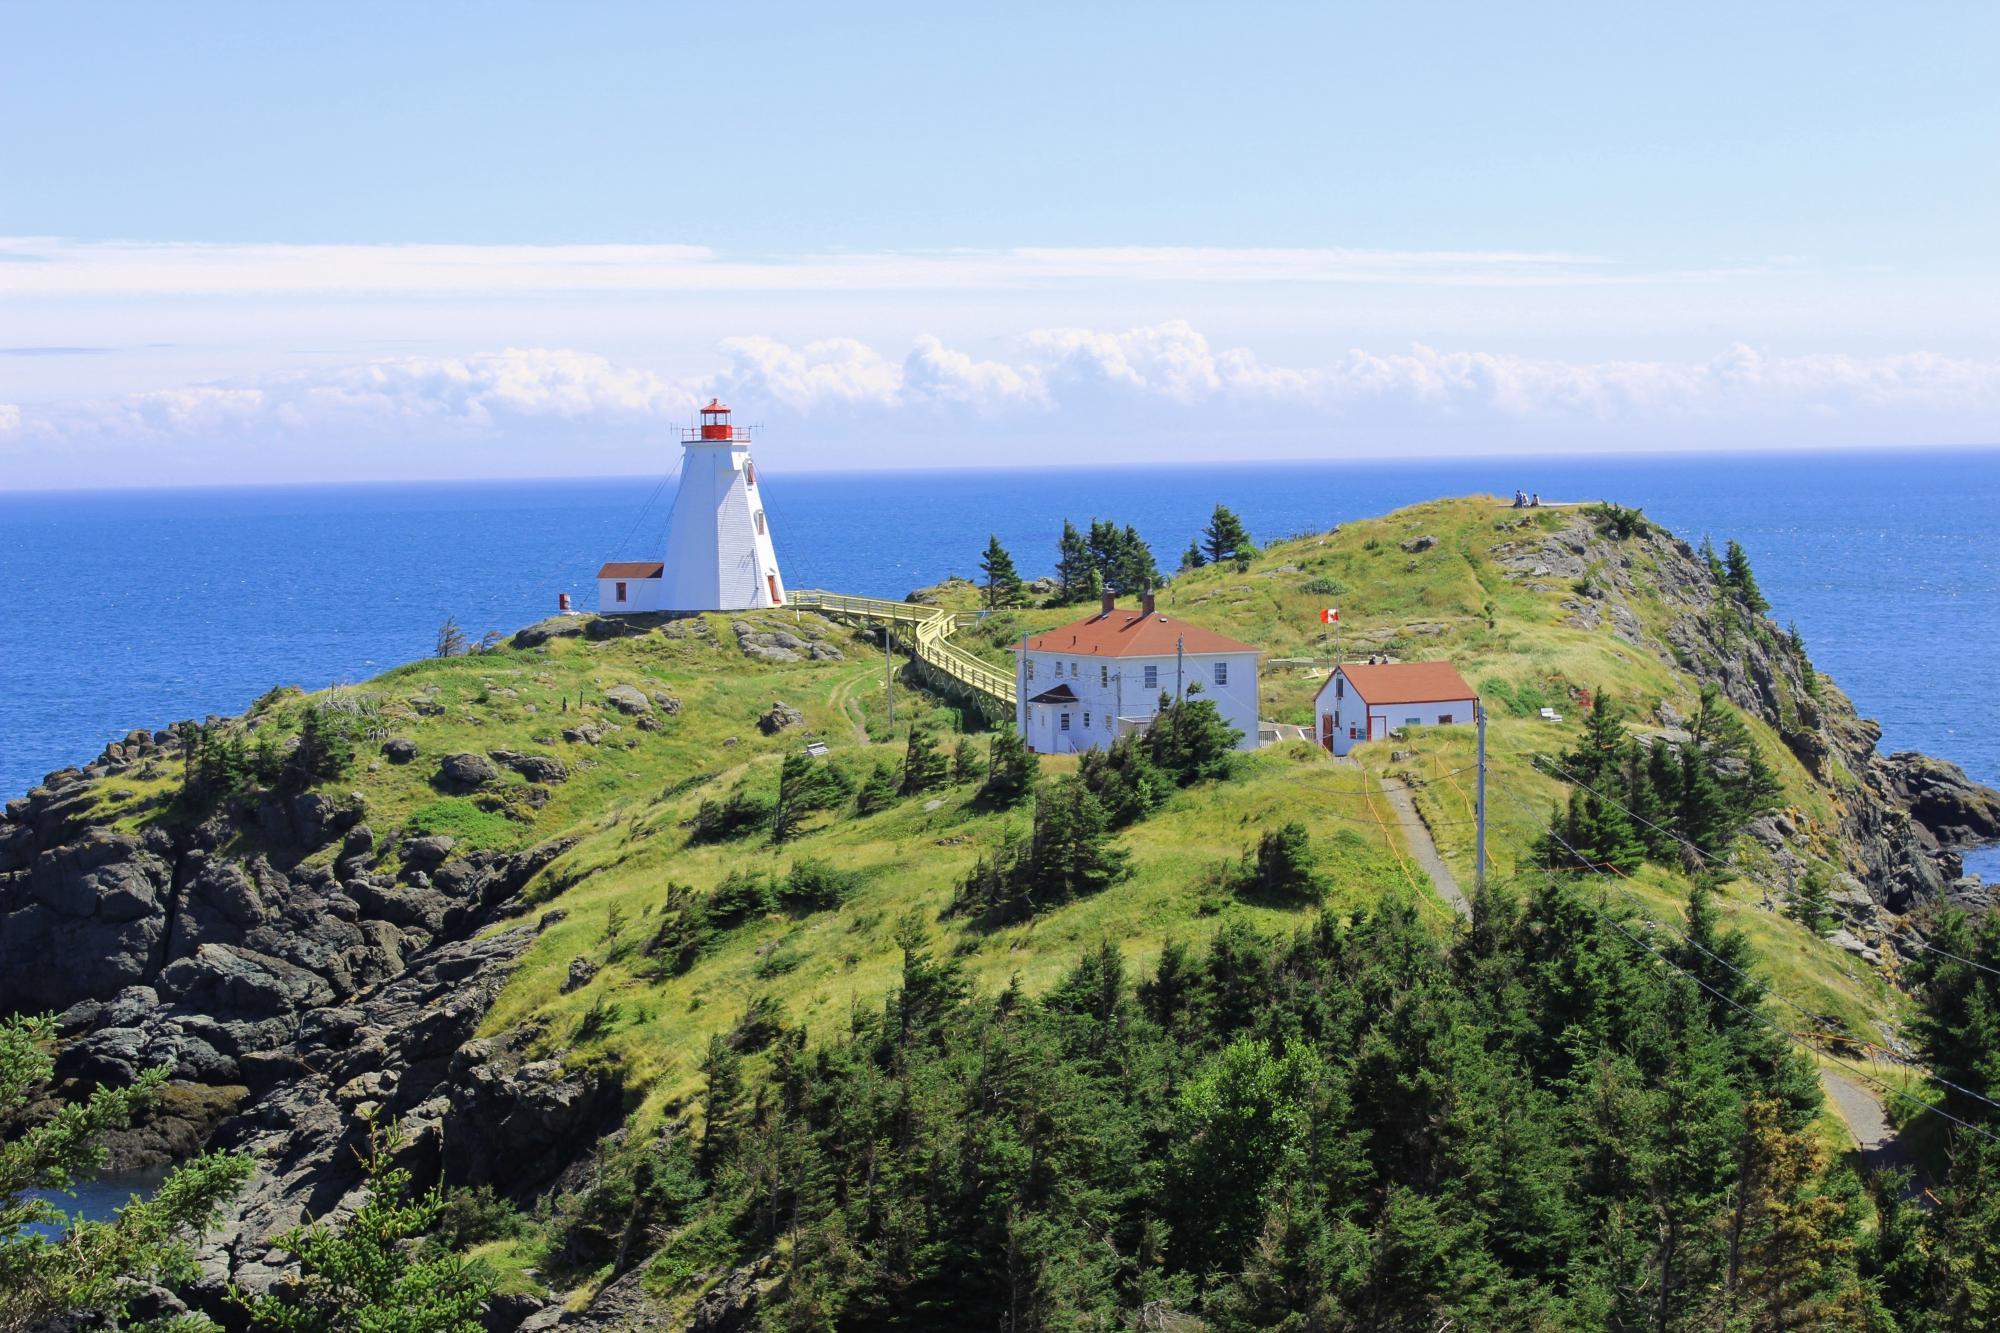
top-left (767, 574), bottom-right (782, 605)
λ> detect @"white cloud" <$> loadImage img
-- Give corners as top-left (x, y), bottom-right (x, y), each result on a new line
top-left (7, 325), bottom-right (1999, 485)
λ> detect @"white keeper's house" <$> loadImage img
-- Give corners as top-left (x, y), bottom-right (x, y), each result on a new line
top-left (1014, 592), bottom-right (1261, 755)
top-left (597, 400), bottom-right (786, 613)
top-left (1315, 660), bottom-right (1478, 757)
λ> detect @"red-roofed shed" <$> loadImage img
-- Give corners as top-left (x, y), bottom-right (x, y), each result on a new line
top-left (1314, 660), bottom-right (1478, 755)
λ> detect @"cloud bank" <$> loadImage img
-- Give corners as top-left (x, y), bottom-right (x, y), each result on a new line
top-left (5, 322), bottom-right (1997, 485)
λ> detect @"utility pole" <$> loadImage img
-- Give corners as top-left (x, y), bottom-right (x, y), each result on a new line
top-left (884, 625), bottom-right (895, 727)
top-left (1175, 635), bottom-right (1185, 702)
top-left (1475, 701), bottom-right (1488, 895)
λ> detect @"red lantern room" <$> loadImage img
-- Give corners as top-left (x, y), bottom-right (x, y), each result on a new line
top-left (688, 398), bottom-right (750, 443)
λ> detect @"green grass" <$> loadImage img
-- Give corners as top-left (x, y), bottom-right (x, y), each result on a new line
top-left (60, 494), bottom-right (1912, 1148)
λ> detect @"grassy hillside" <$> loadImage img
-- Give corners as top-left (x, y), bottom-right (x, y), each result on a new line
top-left (74, 495), bottom-right (1905, 1141)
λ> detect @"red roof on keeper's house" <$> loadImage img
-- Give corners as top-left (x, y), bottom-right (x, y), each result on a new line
top-left (1335, 661), bottom-right (1476, 706)
top-left (1021, 606), bottom-right (1258, 659)
top-left (597, 561), bottom-right (665, 579)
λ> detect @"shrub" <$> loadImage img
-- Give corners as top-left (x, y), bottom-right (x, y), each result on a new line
top-left (779, 857), bottom-right (861, 913)
top-left (686, 784), bottom-right (773, 844)
top-left (1234, 821), bottom-right (1325, 905)
top-left (980, 729), bottom-right (1037, 806)
top-left (854, 760), bottom-right (903, 816)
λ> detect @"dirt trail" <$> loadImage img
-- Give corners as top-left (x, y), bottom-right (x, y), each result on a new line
top-left (1820, 1068), bottom-right (1921, 1183)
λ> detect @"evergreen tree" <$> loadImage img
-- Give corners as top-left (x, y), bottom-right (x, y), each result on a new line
top-left (900, 727), bottom-right (949, 795)
top-left (1700, 535), bottom-right (1727, 585)
top-left (1723, 540), bottom-right (1770, 614)
top-left (854, 758), bottom-right (902, 815)
top-left (1236, 821), bottom-right (1324, 904)
top-left (771, 751), bottom-right (851, 842)
top-left (1054, 520), bottom-right (1093, 604)
top-left (233, 1128), bottom-right (492, 1332)
top-left (977, 534), bottom-right (1026, 609)
top-left (1145, 694), bottom-right (1242, 785)
top-left (0, 1017), bottom-right (254, 1331)
top-left (951, 737), bottom-right (984, 783)
top-left (1025, 774), bottom-right (1130, 906)
top-left (1563, 694), bottom-right (1635, 791)
top-left (1076, 733), bottom-right (1168, 827)
top-left (292, 705), bottom-right (354, 787)
top-left (1118, 523), bottom-right (1161, 593)
top-left (979, 728), bottom-right (1037, 806)
top-left (1180, 539), bottom-right (1207, 573)
top-left (1201, 504), bottom-right (1255, 570)
top-left (1200, 504), bottom-right (1247, 566)
top-left (1534, 789), bottom-right (1644, 873)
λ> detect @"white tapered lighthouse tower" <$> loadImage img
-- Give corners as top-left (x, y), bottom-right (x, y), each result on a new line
top-left (596, 400), bottom-right (787, 613)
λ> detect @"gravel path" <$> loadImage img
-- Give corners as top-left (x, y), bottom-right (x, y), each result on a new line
top-left (1378, 775), bottom-right (1471, 916)
top-left (1820, 1068), bottom-right (1918, 1182)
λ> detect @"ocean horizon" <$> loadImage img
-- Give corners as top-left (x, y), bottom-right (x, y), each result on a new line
top-left (7, 448), bottom-right (1999, 875)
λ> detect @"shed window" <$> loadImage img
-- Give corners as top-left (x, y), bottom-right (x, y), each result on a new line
top-left (1438, 713), bottom-right (1454, 725)
top-left (1406, 716), bottom-right (1422, 727)
top-left (1143, 665), bottom-right (1159, 689)
top-left (1213, 661), bottom-right (1228, 686)
top-left (615, 581), bottom-right (628, 603)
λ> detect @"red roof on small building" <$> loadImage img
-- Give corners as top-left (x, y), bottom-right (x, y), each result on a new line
top-left (1020, 606), bottom-right (1258, 659)
top-left (1331, 661), bottom-right (1476, 706)
top-left (597, 561), bottom-right (665, 579)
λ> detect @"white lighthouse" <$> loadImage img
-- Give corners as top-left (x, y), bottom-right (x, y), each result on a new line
top-left (596, 400), bottom-right (787, 613)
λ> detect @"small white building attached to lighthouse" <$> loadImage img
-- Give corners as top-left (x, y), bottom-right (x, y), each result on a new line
top-left (597, 400), bottom-right (787, 613)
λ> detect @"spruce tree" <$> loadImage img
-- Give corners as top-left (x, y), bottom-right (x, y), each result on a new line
top-left (951, 737), bottom-right (984, 783)
top-left (980, 728), bottom-right (1037, 806)
top-left (1054, 520), bottom-right (1092, 604)
top-left (772, 751), bottom-right (851, 842)
top-left (1700, 535), bottom-right (1727, 584)
top-left (854, 758), bottom-right (902, 815)
top-left (1201, 505), bottom-right (1254, 570)
top-left (1180, 539), bottom-right (1207, 572)
top-left (232, 1126), bottom-right (493, 1333)
top-left (1026, 774), bottom-right (1130, 905)
top-left (1723, 540), bottom-right (1770, 614)
top-left (900, 727), bottom-right (949, 795)
top-left (0, 1018), bottom-right (254, 1331)
top-left (977, 534), bottom-right (1026, 609)
top-left (1118, 524), bottom-right (1161, 593)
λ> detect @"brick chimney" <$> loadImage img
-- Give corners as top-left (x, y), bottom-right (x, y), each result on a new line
top-left (1141, 588), bottom-right (1156, 617)
top-left (1100, 590), bottom-right (1115, 616)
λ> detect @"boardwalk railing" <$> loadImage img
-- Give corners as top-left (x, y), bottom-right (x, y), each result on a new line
top-left (789, 590), bottom-right (1018, 710)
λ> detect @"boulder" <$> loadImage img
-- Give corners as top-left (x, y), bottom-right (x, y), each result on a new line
top-left (381, 738), bottom-right (419, 764)
top-left (1400, 534), bottom-right (1438, 553)
top-left (559, 957), bottom-right (598, 994)
top-left (490, 751), bottom-right (568, 784)
top-left (757, 701), bottom-right (806, 735)
top-left (603, 684), bottom-right (651, 716)
top-left (436, 752), bottom-right (500, 792)
top-left (562, 724), bottom-right (604, 746)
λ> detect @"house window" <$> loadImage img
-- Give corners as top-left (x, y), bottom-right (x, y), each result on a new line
top-left (1026, 660), bottom-right (1035, 681)
top-left (1060, 713), bottom-right (1071, 732)
top-left (615, 581), bottom-right (628, 603)
top-left (1143, 665), bottom-right (1159, 689)
top-left (1438, 713), bottom-right (1454, 725)
top-left (1070, 660), bottom-right (1079, 677)
top-left (1083, 712), bottom-right (1091, 728)
top-left (754, 510), bottom-right (766, 535)
top-left (1100, 664), bottom-right (1108, 687)
top-left (1213, 661), bottom-right (1228, 686)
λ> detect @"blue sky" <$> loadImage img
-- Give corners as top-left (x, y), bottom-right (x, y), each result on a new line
top-left (4, 2), bottom-right (1998, 485)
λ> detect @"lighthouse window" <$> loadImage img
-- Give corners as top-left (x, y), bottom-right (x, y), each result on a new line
top-left (1213, 661), bottom-right (1228, 686)
top-left (754, 510), bottom-right (766, 535)
top-left (745, 461), bottom-right (757, 486)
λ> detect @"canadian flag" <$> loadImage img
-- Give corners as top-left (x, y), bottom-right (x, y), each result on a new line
top-left (1320, 608), bottom-right (1339, 624)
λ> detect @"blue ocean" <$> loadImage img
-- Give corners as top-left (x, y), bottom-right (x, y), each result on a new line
top-left (5, 451), bottom-right (1998, 872)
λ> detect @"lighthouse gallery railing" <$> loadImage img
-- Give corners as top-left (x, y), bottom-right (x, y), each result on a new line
top-left (787, 590), bottom-right (1018, 711)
